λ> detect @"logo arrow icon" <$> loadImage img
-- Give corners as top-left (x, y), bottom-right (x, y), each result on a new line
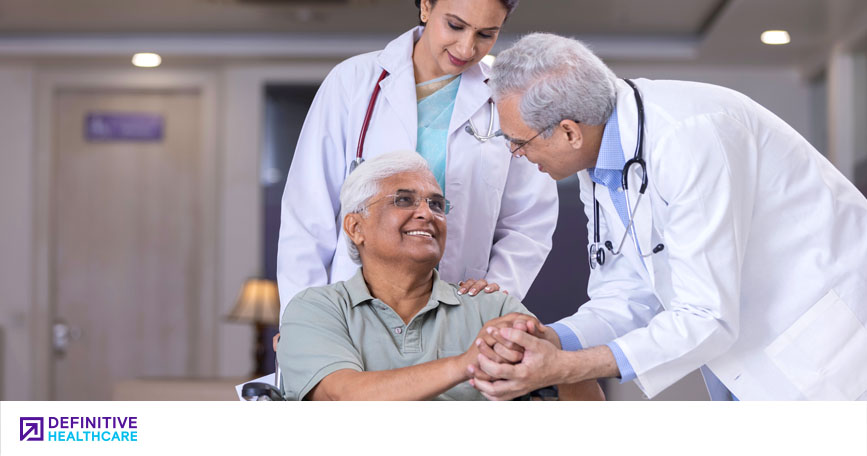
top-left (20, 417), bottom-right (44, 441)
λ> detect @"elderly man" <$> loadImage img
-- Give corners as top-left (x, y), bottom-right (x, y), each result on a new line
top-left (469, 33), bottom-right (867, 401)
top-left (277, 150), bottom-right (601, 400)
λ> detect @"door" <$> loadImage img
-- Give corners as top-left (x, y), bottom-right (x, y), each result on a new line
top-left (52, 89), bottom-right (206, 400)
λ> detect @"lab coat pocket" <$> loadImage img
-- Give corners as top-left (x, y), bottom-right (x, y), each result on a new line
top-left (764, 290), bottom-right (867, 400)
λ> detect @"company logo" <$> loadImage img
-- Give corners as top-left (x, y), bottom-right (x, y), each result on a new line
top-left (18, 416), bottom-right (138, 443)
top-left (20, 417), bottom-right (44, 441)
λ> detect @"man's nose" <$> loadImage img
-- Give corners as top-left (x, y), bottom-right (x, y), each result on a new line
top-left (413, 199), bottom-right (434, 219)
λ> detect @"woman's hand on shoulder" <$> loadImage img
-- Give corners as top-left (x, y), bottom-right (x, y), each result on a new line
top-left (458, 278), bottom-right (506, 296)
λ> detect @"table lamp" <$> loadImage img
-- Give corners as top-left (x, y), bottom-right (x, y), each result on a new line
top-left (227, 278), bottom-right (280, 376)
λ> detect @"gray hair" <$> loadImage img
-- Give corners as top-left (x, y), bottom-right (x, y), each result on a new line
top-left (339, 150), bottom-right (433, 264)
top-left (489, 33), bottom-right (617, 131)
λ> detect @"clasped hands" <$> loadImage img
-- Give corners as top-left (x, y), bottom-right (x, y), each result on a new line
top-left (460, 312), bottom-right (564, 401)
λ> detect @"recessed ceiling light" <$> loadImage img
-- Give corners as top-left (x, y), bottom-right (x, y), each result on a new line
top-left (761, 30), bottom-right (791, 45)
top-left (132, 53), bottom-right (162, 68)
top-left (481, 54), bottom-right (496, 66)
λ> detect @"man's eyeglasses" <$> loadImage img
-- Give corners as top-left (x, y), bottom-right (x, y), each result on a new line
top-left (501, 120), bottom-right (577, 155)
top-left (367, 192), bottom-right (452, 215)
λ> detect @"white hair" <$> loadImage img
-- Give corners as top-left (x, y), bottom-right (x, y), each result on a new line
top-left (489, 33), bottom-right (618, 131)
top-left (339, 150), bottom-right (433, 264)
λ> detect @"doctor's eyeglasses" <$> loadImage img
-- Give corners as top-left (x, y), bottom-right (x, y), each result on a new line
top-left (501, 120), bottom-right (580, 155)
top-left (366, 192), bottom-right (452, 216)
top-left (502, 124), bottom-right (554, 155)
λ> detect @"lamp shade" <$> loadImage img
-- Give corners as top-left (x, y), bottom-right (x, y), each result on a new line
top-left (228, 278), bottom-right (280, 326)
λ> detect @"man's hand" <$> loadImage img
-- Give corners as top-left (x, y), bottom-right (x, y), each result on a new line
top-left (472, 313), bottom-right (541, 366)
top-left (470, 327), bottom-right (566, 400)
top-left (473, 315), bottom-right (560, 370)
top-left (460, 324), bottom-right (520, 383)
top-left (461, 314), bottom-right (536, 381)
top-left (506, 319), bottom-right (561, 349)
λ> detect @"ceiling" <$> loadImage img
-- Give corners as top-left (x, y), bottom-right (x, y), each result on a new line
top-left (0, 0), bottom-right (722, 35)
top-left (0, 0), bottom-right (865, 72)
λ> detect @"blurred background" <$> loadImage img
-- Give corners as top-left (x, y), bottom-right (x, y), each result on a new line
top-left (1, 0), bottom-right (865, 401)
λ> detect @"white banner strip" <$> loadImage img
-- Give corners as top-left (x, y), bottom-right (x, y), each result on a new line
top-left (2, 401), bottom-right (866, 455)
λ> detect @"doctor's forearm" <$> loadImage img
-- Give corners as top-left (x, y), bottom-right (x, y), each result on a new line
top-left (557, 345), bottom-right (620, 384)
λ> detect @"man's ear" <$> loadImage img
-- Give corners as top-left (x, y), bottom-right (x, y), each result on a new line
top-left (561, 120), bottom-right (584, 150)
top-left (343, 213), bottom-right (365, 247)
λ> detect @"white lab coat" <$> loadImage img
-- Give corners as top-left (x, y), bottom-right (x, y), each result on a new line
top-left (276, 27), bottom-right (558, 314)
top-left (556, 78), bottom-right (867, 400)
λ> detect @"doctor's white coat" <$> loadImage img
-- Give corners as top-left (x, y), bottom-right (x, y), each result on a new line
top-left (276, 27), bottom-right (558, 314)
top-left (557, 78), bottom-right (867, 400)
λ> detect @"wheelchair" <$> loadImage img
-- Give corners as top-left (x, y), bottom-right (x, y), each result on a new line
top-left (240, 352), bottom-right (285, 401)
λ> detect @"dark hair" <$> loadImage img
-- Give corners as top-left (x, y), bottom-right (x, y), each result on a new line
top-left (414, 0), bottom-right (519, 25)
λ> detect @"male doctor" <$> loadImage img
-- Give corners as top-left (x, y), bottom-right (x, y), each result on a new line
top-left (470, 33), bottom-right (867, 400)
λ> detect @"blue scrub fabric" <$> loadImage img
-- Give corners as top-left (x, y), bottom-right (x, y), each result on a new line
top-left (416, 75), bottom-right (461, 195)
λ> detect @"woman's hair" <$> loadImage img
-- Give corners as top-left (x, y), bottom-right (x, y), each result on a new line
top-left (414, 0), bottom-right (519, 25)
top-left (339, 150), bottom-right (434, 264)
top-left (489, 33), bottom-right (618, 129)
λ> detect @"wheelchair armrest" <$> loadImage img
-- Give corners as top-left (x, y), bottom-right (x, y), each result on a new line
top-left (241, 382), bottom-right (284, 401)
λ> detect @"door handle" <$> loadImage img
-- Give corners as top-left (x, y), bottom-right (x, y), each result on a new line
top-left (52, 319), bottom-right (82, 359)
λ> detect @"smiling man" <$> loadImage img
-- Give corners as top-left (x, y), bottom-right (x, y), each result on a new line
top-left (276, 151), bottom-right (603, 401)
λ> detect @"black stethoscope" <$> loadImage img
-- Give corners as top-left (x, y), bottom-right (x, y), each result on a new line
top-left (588, 79), bottom-right (664, 269)
top-left (349, 69), bottom-right (499, 173)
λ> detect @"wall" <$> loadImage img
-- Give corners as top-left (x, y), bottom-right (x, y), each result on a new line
top-left (612, 63), bottom-right (814, 145)
top-left (0, 66), bottom-right (35, 400)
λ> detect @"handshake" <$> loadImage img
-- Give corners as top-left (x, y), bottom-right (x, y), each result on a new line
top-left (459, 313), bottom-right (604, 401)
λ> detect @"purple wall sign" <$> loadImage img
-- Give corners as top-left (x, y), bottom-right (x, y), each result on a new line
top-left (85, 112), bottom-right (164, 142)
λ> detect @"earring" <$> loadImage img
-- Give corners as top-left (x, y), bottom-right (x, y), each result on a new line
top-left (421, 13), bottom-right (428, 22)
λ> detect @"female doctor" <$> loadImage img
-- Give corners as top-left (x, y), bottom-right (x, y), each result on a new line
top-left (276, 0), bottom-right (558, 316)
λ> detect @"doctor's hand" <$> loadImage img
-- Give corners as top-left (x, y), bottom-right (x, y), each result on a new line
top-left (475, 313), bottom-right (548, 362)
top-left (479, 317), bottom-right (561, 365)
top-left (470, 327), bottom-right (566, 401)
top-left (464, 313), bottom-right (538, 381)
top-left (461, 324), bottom-right (522, 382)
top-left (458, 278), bottom-right (505, 296)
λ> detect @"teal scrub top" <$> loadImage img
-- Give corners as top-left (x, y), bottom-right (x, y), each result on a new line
top-left (416, 75), bottom-right (461, 195)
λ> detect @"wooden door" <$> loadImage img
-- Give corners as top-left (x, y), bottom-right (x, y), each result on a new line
top-left (52, 89), bottom-right (205, 400)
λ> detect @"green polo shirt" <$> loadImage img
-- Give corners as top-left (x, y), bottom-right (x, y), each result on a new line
top-left (277, 268), bottom-right (533, 400)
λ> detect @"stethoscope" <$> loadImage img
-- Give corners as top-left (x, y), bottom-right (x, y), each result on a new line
top-left (349, 69), bottom-right (498, 173)
top-left (588, 79), bottom-right (664, 269)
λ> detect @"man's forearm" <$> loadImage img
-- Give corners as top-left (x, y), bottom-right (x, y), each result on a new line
top-left (555, 345), bottom-right (621, 384)
top-left (309, 356), bottom-right (467, 400)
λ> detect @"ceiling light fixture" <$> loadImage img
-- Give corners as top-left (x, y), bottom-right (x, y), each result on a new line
top-left (761, 30), bottom-right (791, 45)
top-left (132, 53), bottom-right (162, 68)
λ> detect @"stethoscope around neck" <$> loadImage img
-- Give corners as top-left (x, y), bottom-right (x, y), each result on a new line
top-left (588, 79), bottom-right (665, 269)
top-left (349, 69), bottom-right (498, 174)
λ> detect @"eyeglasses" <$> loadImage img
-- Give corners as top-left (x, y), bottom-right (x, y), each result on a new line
top-left (366, 192), bottom-right (452, 215)
top-left (501, 120), bottom-right (578, 155)
top-left (502, 126), bottom-right (551, 155)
